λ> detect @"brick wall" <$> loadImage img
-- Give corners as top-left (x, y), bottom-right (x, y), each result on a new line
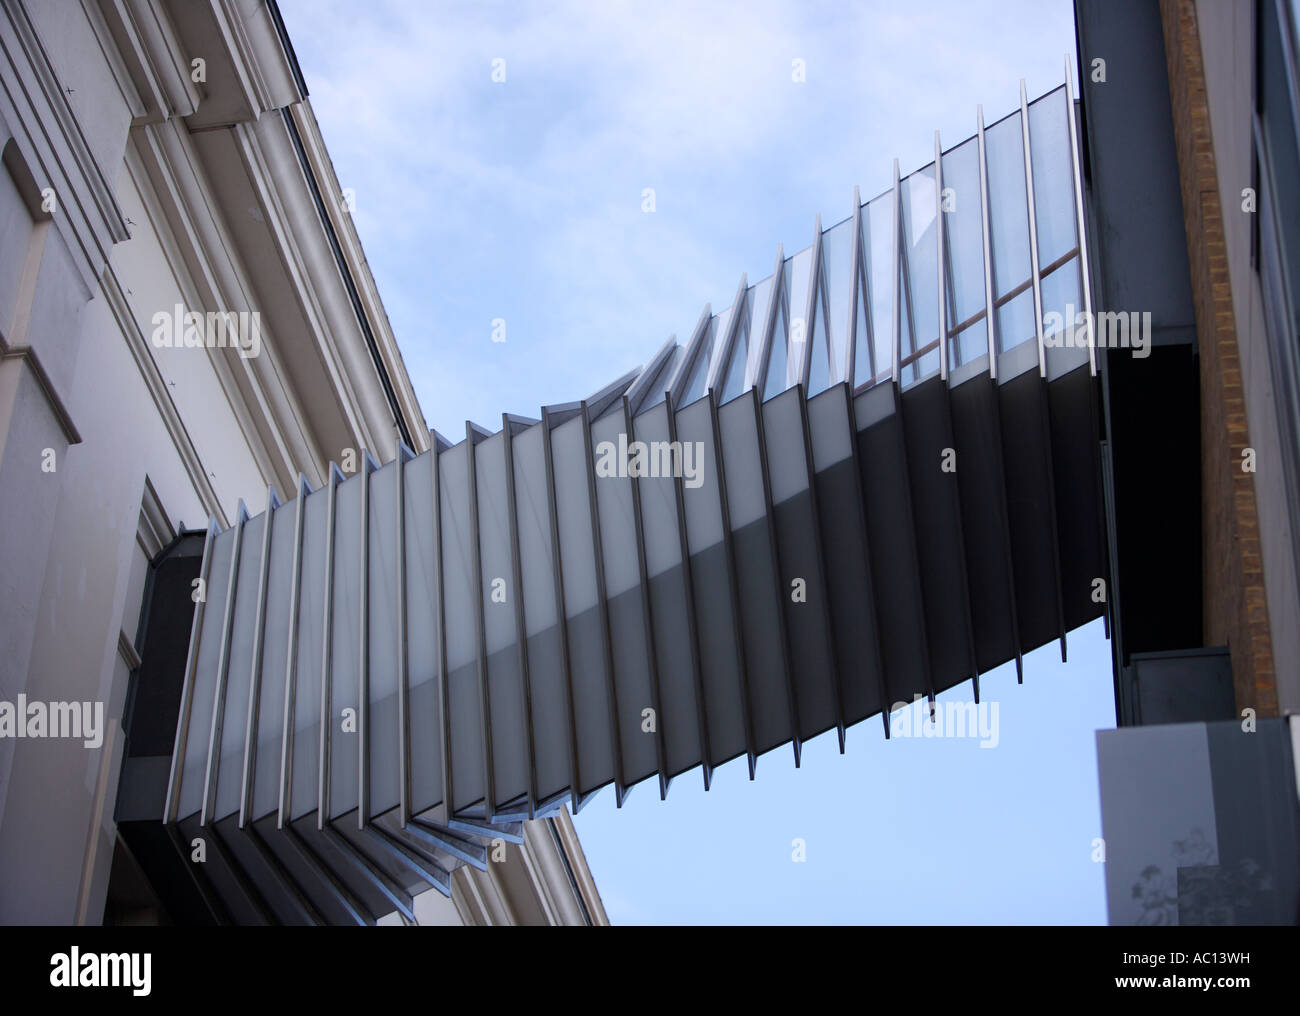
top-left (1159, 0), bottom-right (1277, 715)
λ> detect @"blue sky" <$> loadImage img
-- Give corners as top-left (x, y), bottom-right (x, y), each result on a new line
top-left (279, 0), bottom-right (1117, 923)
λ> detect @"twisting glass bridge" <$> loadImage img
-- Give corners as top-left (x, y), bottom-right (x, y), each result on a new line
top-left (146, 78), bottom-right (1108, 924)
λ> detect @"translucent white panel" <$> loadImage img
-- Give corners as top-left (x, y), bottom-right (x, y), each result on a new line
top-left (401, 451), bottom-right (443, 813)
top-left (511, 423), bottom-right (569, 803)
top-left (474, 432), bottom-right (528, 808)
top-left (631, 402), bottom-right (702, 776)
top-left (985, 111), bottom-right (1032, 299)
top-left (784, 246), bottom-right (813, 389)
top-left (1028, 87), bottom-right (1078, 267)
top-left (328, 471), bottom-right (363, 820)
top-left (590, 411), bottom-right (658, 786)
top-left (252, 495), bottom-right (297, 820)
top-left (439, 442), bottom-right (484, 813)
top-left (512, 426), bottom-right (556, 634)
top-left (290, 483), bottom-right (328, 820)
top-left (366, 461), bottom-right (400, 818)
top-left (821, 216), bottom-right (854, 383)
top-left (179, 525), bottom-right (235, 820)
top-left (214, 511), bottom-right (265, 821)
top-left (550, 415), bottom-right (615, 795)
top-left (676, 398), bottom-right (745, 766)
top-left (941, 136), bottom-right (988, 369)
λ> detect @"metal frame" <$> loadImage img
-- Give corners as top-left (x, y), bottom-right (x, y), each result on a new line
top-left (935, 132), bottom-right (950, 383)
top-left (429, 431), bottom-right (454, 820)
top-left (891, 159), bottom-right (902, 384)
top-left (357, 450), bottom-right (376, 829)
top-left (317, 467), bottom-right (341, 829)
top-left (394, 443), bottom-right (412, 825)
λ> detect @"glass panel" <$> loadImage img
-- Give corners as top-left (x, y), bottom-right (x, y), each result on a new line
top-left (821, 216), bottom-right (854, 381)
top-left (862, 192), bottom-right (894, 384)
top-left (807, 273), bottom-right (832, 396)
top-left (852, 254), bottom-right (873, 388)
top-left (953, 317), bottom-right (989, 368)
top-left (639, 345), bottom-right (682, 412)
top-left (707, 303), bottom-right (734, 383)
top-left (901, 163), bottom-right (939, 384)
top-left (1040, 256), bottom-right (1083, 351)
top-left (985, 110), bottom-right (1033, 310)
top-left (744, 274), bottom-right (773, 385)
top-left (996, 287), bottom-right (1037, 356)
top-left (784, 247), bottom-right (813, 389)
top-left (941, 136), bottom-right (987, 368)
top-left (762, 295), bottom-right (788, 400)
top-left (1028, 87), bottom-right (1078, 267)
top-left (677, 319), bottom-right (713, 406)
top-left (718, 291), bottom-right (749, 404)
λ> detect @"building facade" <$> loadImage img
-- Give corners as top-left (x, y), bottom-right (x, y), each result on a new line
top-left (1080, 0), bottom-right (1300, 924)
top-left (0, 0), bottom-right (605, 925)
